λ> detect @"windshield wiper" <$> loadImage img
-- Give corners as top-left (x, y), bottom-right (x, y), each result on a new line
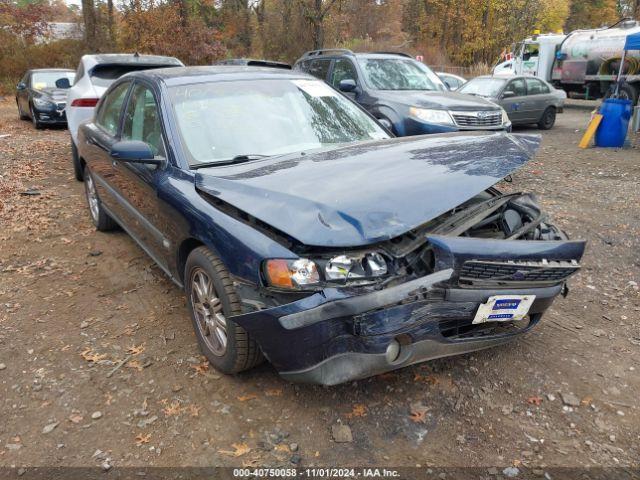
top-left (191, 154), bottom-right (269, 169)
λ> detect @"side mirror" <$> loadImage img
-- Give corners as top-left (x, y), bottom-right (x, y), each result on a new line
top-left (338, 78), bottom-right (357, 93)
top-left (55, 78), bottom-right (71, 89)
top-left (16, 82), bottom-right (27, 90)
top-left (502, 90), bottom-right (516, 98)
top-left (377, 117), bottom-right (393, 131)
top-left (110, 140), bottom-right (163, 165)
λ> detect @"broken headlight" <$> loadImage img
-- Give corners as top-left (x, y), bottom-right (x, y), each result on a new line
top-left (325, 253), bottom-right (388, 281)
top-left (264, 253), bottom-right (388, 290)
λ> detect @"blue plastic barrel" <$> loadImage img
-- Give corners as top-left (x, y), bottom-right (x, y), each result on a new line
top-left (595, 98), bottom-right (632, 148)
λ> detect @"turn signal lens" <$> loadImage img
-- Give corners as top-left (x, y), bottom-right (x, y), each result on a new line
top-left (70, 98), bottom-right (99, 107)
top-left (265, 259), bottom-right (320, 289)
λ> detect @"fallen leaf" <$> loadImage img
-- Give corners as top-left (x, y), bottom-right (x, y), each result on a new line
top-left (127, 343), bottom-right (145, 355)
top-left (126, 359), bottom-right (143, 371)
top-left (265, 389), bottom-right (283, 397)
top-left (345, 404), bottom-right (367, 418)
top-left (187, 404), bottom-right (200, 417)
top-left (237, 394), bottom-right (257, 402)
top-left (68, 414), bottom-right (83, 424)
top-left (163, 401), bottom-right (182, 417)
top-left (219, 442), bottom-right (251, 457)
top-left (191, 361), bottom-right (209, 375)
top-left (409, 403), bottom-right (429, 423)
top-left (135, 433), bottom-right (151, 446)
top-left (80, 347), bottom-right (107, 363)
top-left (274, 444), bottom-right (290, 452)
top-left (527, 396), bottom-right (543, 406)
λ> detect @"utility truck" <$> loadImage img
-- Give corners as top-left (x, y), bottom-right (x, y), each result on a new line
top-left (494, 19), bottom-right (640, 104)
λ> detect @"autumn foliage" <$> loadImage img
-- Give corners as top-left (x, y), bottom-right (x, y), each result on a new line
top-left (0, 0), bottom-right (632, 94)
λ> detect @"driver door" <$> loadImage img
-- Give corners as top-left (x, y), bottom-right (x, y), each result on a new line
top-left (109, 82), bottom-right (173, 270)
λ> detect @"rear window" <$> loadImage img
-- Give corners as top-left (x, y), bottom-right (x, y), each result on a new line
top-left (89, 64), bottom-right (176, 88)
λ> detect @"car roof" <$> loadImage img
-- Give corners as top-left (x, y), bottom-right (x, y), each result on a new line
top-left (298, 50), bottom-right (414, 61)
top-left (128, 66), bottom-right (313, 87)
top-left (82, 53), bottom-right (183, 68)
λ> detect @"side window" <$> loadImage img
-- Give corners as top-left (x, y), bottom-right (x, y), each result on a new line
top-left (331, 58), bottom-right (358, 88)
top-left (525, 78), bottom-right (544, 95)
top-left (95, 82), bottom-right (131, 136)
top-left (507, 78), bottom-right (526, 97)
top-left (122, 84), bottom-right (166, 157)
top-left (296, 61), bottom-right (311, 73)
top-left (308, 59), bottom-right (331, 81)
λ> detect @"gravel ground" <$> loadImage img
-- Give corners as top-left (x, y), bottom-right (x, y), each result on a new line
top-left (0, 98), bottom-right (639, 472)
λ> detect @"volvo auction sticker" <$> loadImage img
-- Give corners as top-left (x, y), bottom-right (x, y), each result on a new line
top-left (472, 294), bottom-right (536, 324)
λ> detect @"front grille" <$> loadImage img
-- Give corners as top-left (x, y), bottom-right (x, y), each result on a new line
top-left (459, 259), bottom-right (580, 287)
top-left (452, 111), bottom-right (502, 127)
top-left (57, 102), bottom-right (66, 110)
top-left (439, 315), bottom-right (535, 339)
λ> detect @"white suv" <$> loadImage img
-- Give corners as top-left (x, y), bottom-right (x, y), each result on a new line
top-left (67, 53), bottom-right (183, 180)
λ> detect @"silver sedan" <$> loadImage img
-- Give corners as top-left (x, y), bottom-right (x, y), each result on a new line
top-left (458, 75), bottom-right (566, 129)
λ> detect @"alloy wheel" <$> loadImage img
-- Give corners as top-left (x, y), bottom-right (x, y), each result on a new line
top-left (190, 268), bottom-right (228, 356)
top-left (84, 172), bottom-right (100, 223)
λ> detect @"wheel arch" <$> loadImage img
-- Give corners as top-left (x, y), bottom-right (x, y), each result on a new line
top-left (176, 237), bottom-right (206, 285)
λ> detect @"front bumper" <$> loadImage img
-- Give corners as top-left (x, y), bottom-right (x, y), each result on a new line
top-left (33, 105), bottom-right (67, 124)
top-left (232, 268), bottom-right (564, 385)
top-left (404, 117), bottom-right (511, 136)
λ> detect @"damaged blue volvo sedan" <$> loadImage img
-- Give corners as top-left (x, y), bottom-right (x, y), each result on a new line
top-left (77, 66), bottom-right (586, 385)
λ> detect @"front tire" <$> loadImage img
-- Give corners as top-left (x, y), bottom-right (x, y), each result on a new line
top-left (83, 167), bottom-right (117, 231)
top-left (17, 101), bottom-right (28, 120)
top-left (537, 107), bottom-right (556, 130)
top-left (30, 104), bottom-right (42, 130)
top-left (185, 247), bottom-right (262, 374)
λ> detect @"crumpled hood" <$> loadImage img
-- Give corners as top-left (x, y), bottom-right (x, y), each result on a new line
top-left (195, 132), bottom-right (540, 248)
top-left (376, 90), bottom-right (502, 111)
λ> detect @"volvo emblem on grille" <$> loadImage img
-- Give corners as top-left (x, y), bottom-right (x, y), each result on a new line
top-left (511, 270), bottom-right (528, 280)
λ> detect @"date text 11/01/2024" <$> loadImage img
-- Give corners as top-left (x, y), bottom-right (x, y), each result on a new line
top-left (232, 468), bottom-right (401, 478)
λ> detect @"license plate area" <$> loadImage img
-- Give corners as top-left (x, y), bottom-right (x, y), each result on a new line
top-left (472, 294), bottom-right (535, 324)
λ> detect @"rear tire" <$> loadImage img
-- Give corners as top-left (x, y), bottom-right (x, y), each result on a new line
top-left (71, 140), bottom-right (83, 181)
top-left (185, 247), bottom-right (263, 374)
top-left (605, 82), bottom-right (638, 105)
top-left (537, 107), bottom-right (556, 130)
top-left (83, 167), bottom-right (117, 231)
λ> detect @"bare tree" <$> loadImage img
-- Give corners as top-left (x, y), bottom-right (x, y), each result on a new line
top-left (81, 0), bottom-right (97, 51)
top-left (298, 0), bottom-right (340, 49)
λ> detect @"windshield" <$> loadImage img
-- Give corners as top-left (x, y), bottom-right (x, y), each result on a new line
top-left (31, 71), bottom-right (75, 90)
top-left (357, 58), bottom-right (445, 91)
top-left (458, 77), bottom-right (507, 97)
top-left (170, 78), bottom-right (390, 166)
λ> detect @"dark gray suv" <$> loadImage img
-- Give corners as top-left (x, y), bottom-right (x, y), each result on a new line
top-left (293, 50), bottom-right (511, 136)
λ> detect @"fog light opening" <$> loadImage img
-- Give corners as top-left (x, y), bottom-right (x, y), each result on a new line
top-left (385, 339), bottom-right (401, 363)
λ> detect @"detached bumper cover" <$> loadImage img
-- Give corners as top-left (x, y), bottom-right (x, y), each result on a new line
top-left (231, 268), bottom-right (566, 385)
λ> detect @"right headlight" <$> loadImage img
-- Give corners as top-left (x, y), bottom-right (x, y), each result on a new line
top-left (409, 107), bottom-right (454, 125)
top-left (33, 97), bottom-right (55, 108)
top-left (264, 253), bottom-right (389, 290)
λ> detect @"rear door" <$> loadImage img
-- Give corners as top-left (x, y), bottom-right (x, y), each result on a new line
top-left (86, 81), bottom-right (133, 219)
top-left (524, 78), bottom-right (550, 121)
top-left (307, 58), bottom-right (332, 82)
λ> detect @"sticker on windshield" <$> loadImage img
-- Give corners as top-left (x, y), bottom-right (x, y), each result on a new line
top-left (292, 79), bottom-right (338, 98)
